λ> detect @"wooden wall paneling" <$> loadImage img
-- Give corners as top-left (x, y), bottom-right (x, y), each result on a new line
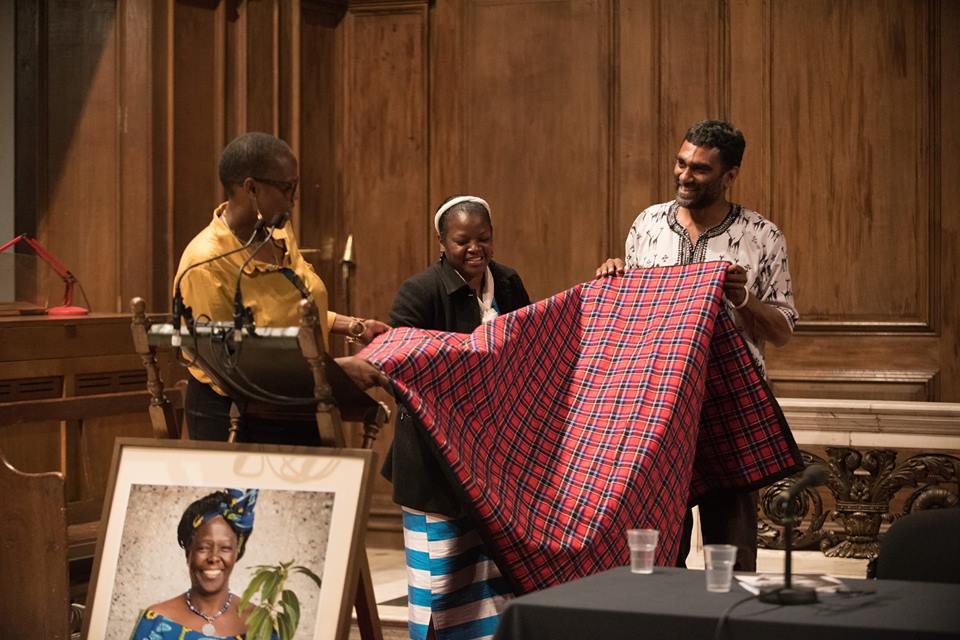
top-left (438, 0), bottom-right (612, 300)
top-left (237, 0), bottom-right (281, 136)
top-left (153, 0), bottom-right (175, 308)
top-left (77, 414), bottom-right (154, 514)
top-left (225, 0), bottom-right (247, 137)
top-left (0, 317), bottom-right (150, 361)
top-left (171, 0), bottom-right (228, 261)
top-left (298, 3), bottom-right (342, 301)
top-left (769, 0), bottom-right (931, 328)
top-left (61, 374), bottom-right (81, 504)
top-left (341, 1), bottom-right (429, 324)
top-left (615, 0), bottom-right (661, 252)
top-left (12, 0), bottom-right (47, 305)
top-left (224, 0), bottom-right (298, 227)
top-left (765, 332), bottom-right (943, 400)
top-left (727, 0), bottom-right (771, 218)
top-left (768, 369), bottom-right (939, 403)
top-left (516, 0), bottom-right (730, 286)
top-left (428, 0), bottom-right (467, 217)
top-left (118, 0), bottom-right (158, 312)
top-left (279, 0), bottom-right (300, 150)
top-left (0, 354), bottom-right (158, 382)
top-left (13, 0), bottom-right (44, 244)
top-left (657, 0), bottom-right (726, 203)
top-left (340, 0), bottom-right (429, 542)
top-left (281, 1), bottom-right (303, 237)
top-left (39, 1), bottom-right (119, 312)
top-left (759, 0), bottom-right (951, 401)
top-left (940, 0), bottom-right (959, 402)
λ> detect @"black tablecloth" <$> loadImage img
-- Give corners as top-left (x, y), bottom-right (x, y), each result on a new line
top-left (494, 566), bottom-right (960, 640)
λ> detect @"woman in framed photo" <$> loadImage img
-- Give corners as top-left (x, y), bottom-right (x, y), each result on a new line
top-left (129, 489), bottom-right (272, 640)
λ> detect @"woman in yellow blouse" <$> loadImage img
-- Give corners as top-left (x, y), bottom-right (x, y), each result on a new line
top-left (175, 132), bottom-right (387, 443)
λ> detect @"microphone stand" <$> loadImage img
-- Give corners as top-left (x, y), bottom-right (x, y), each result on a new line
top-left (758, 486), bottom-right (818, 605)
top-left (171, 220), bottom-right (265, 346)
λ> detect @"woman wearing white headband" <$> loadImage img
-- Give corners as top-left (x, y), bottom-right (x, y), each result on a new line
top-left (384, 195), bottom-right (531, 640)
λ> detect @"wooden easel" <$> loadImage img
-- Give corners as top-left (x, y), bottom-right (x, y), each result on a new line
top-left (130, 297), bottom-right (388, 640)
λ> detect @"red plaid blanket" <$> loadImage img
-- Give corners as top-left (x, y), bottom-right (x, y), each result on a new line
top-left (360, 262), bottom-right (801, 594)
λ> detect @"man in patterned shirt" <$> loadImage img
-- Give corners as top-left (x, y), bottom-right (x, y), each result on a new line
top-left (595, 119), bottom-right (799, 571)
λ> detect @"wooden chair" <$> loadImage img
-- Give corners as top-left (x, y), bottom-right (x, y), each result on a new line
top-left (875, 508), bottom-right (960, 583)
top-left (130, 296), bottom-right (390, 640)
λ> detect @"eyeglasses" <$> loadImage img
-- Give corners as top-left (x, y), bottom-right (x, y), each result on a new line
top-left (252, 176), bottom-right (298, 199)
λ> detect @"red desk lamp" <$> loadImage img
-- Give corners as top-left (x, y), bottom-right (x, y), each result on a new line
top-left (0, 234), bottom-right (90, 315)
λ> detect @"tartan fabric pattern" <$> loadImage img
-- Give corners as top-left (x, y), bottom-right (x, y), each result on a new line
top-left (360, 262), bottom-right (801, 594)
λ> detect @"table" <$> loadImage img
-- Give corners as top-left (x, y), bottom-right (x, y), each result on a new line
top-left (493, 567), bottom-right (960, 640)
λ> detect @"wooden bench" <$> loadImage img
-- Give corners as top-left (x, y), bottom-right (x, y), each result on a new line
top-left (0, 452), bottom-right (70, 639)
top-left (0, 388), bottom-right (184, 607)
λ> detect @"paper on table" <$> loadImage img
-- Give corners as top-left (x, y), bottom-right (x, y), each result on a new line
top-left (735, 574), bottom-right (845, 595)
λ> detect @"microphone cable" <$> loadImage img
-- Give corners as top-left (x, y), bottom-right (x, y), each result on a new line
top-left (232, 211), bottom-right (290, 341)
top-left (203, 325), bottom-right (322, 406)
top-left (171, 217), bottom-right (267, 346)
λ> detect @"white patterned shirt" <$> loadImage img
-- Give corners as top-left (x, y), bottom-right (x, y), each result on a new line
top-left (624, 200), bottom-right (798, 374)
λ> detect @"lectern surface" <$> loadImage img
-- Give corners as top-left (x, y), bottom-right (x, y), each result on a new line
top-left (149, 323), bottom-right (382, 420)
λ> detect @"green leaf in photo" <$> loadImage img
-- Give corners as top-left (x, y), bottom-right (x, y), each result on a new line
top-left (241, 560), bottom-right (322, 640)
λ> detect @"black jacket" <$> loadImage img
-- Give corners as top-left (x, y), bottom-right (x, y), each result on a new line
top-left (382, 259), bottom-right (531, 516)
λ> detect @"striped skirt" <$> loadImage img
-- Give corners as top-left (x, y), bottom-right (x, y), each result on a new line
top-left (402, 508), bottom-right (514, 640)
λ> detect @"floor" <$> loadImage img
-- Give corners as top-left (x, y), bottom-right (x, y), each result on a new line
top-left (351, 542), bottom-right (869, 639)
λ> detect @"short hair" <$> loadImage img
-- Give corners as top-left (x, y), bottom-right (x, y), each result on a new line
top-left (436, 196), bottom-right (492, 238)
top-left (177, 490), bottom-right (252, 559)
top-left (683, 120), bottom-right (746, 169)
top-left (218, 132), bottom-right (294, 194)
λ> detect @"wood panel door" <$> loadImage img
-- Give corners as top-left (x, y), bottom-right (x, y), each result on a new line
top-left (727, 0), bottom-right (955, 402)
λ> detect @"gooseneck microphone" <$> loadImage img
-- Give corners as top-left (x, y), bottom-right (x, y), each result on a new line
top-left (759, 463), bottom-right (830, 605)
top-left (170, 217), bottom-right (267, 346)
top-left (781, 463), bottom-right (830, 507)
top-left (232, 211), bottom-right (290, 341)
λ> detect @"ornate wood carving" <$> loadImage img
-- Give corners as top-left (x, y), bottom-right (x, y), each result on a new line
top-left (759, 447), bottom-right (960, 559)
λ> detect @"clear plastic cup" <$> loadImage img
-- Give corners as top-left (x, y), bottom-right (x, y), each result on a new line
top-left (703, 544), bottom-right (737, 592)
top-left (627, 529), bottom-right (659, 574)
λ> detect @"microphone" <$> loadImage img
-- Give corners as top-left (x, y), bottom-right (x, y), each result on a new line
top-left (781, 463), bottom-right (830, 506)
top-left (170, 217), bottom-right (267, 346)
top-left (759, 464), bottom-right (830, 605)
top-left (232, 212), bottom-right (290, 341)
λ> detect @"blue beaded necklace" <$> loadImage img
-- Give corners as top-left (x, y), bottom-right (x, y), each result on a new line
top-left (185, 589), bottom-right (233, 636)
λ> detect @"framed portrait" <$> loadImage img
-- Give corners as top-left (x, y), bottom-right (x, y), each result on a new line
top-left (83, 438), bottom-right (375, 640)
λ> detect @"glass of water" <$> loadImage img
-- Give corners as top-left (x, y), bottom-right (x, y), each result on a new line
top-left (703, 544), bottom-right (737, 592)
top-left (627, 528), bottom-right (659, 574)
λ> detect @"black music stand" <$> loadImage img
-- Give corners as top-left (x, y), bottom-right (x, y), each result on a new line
top-left (130, 296), bottom-right (389, 640)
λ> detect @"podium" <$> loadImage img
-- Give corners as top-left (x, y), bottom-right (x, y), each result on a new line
top-left (129, 296), bottom-right (389, 640)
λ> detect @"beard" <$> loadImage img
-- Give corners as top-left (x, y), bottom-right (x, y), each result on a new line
top-left (675, 175), bottom-right (724, 210)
